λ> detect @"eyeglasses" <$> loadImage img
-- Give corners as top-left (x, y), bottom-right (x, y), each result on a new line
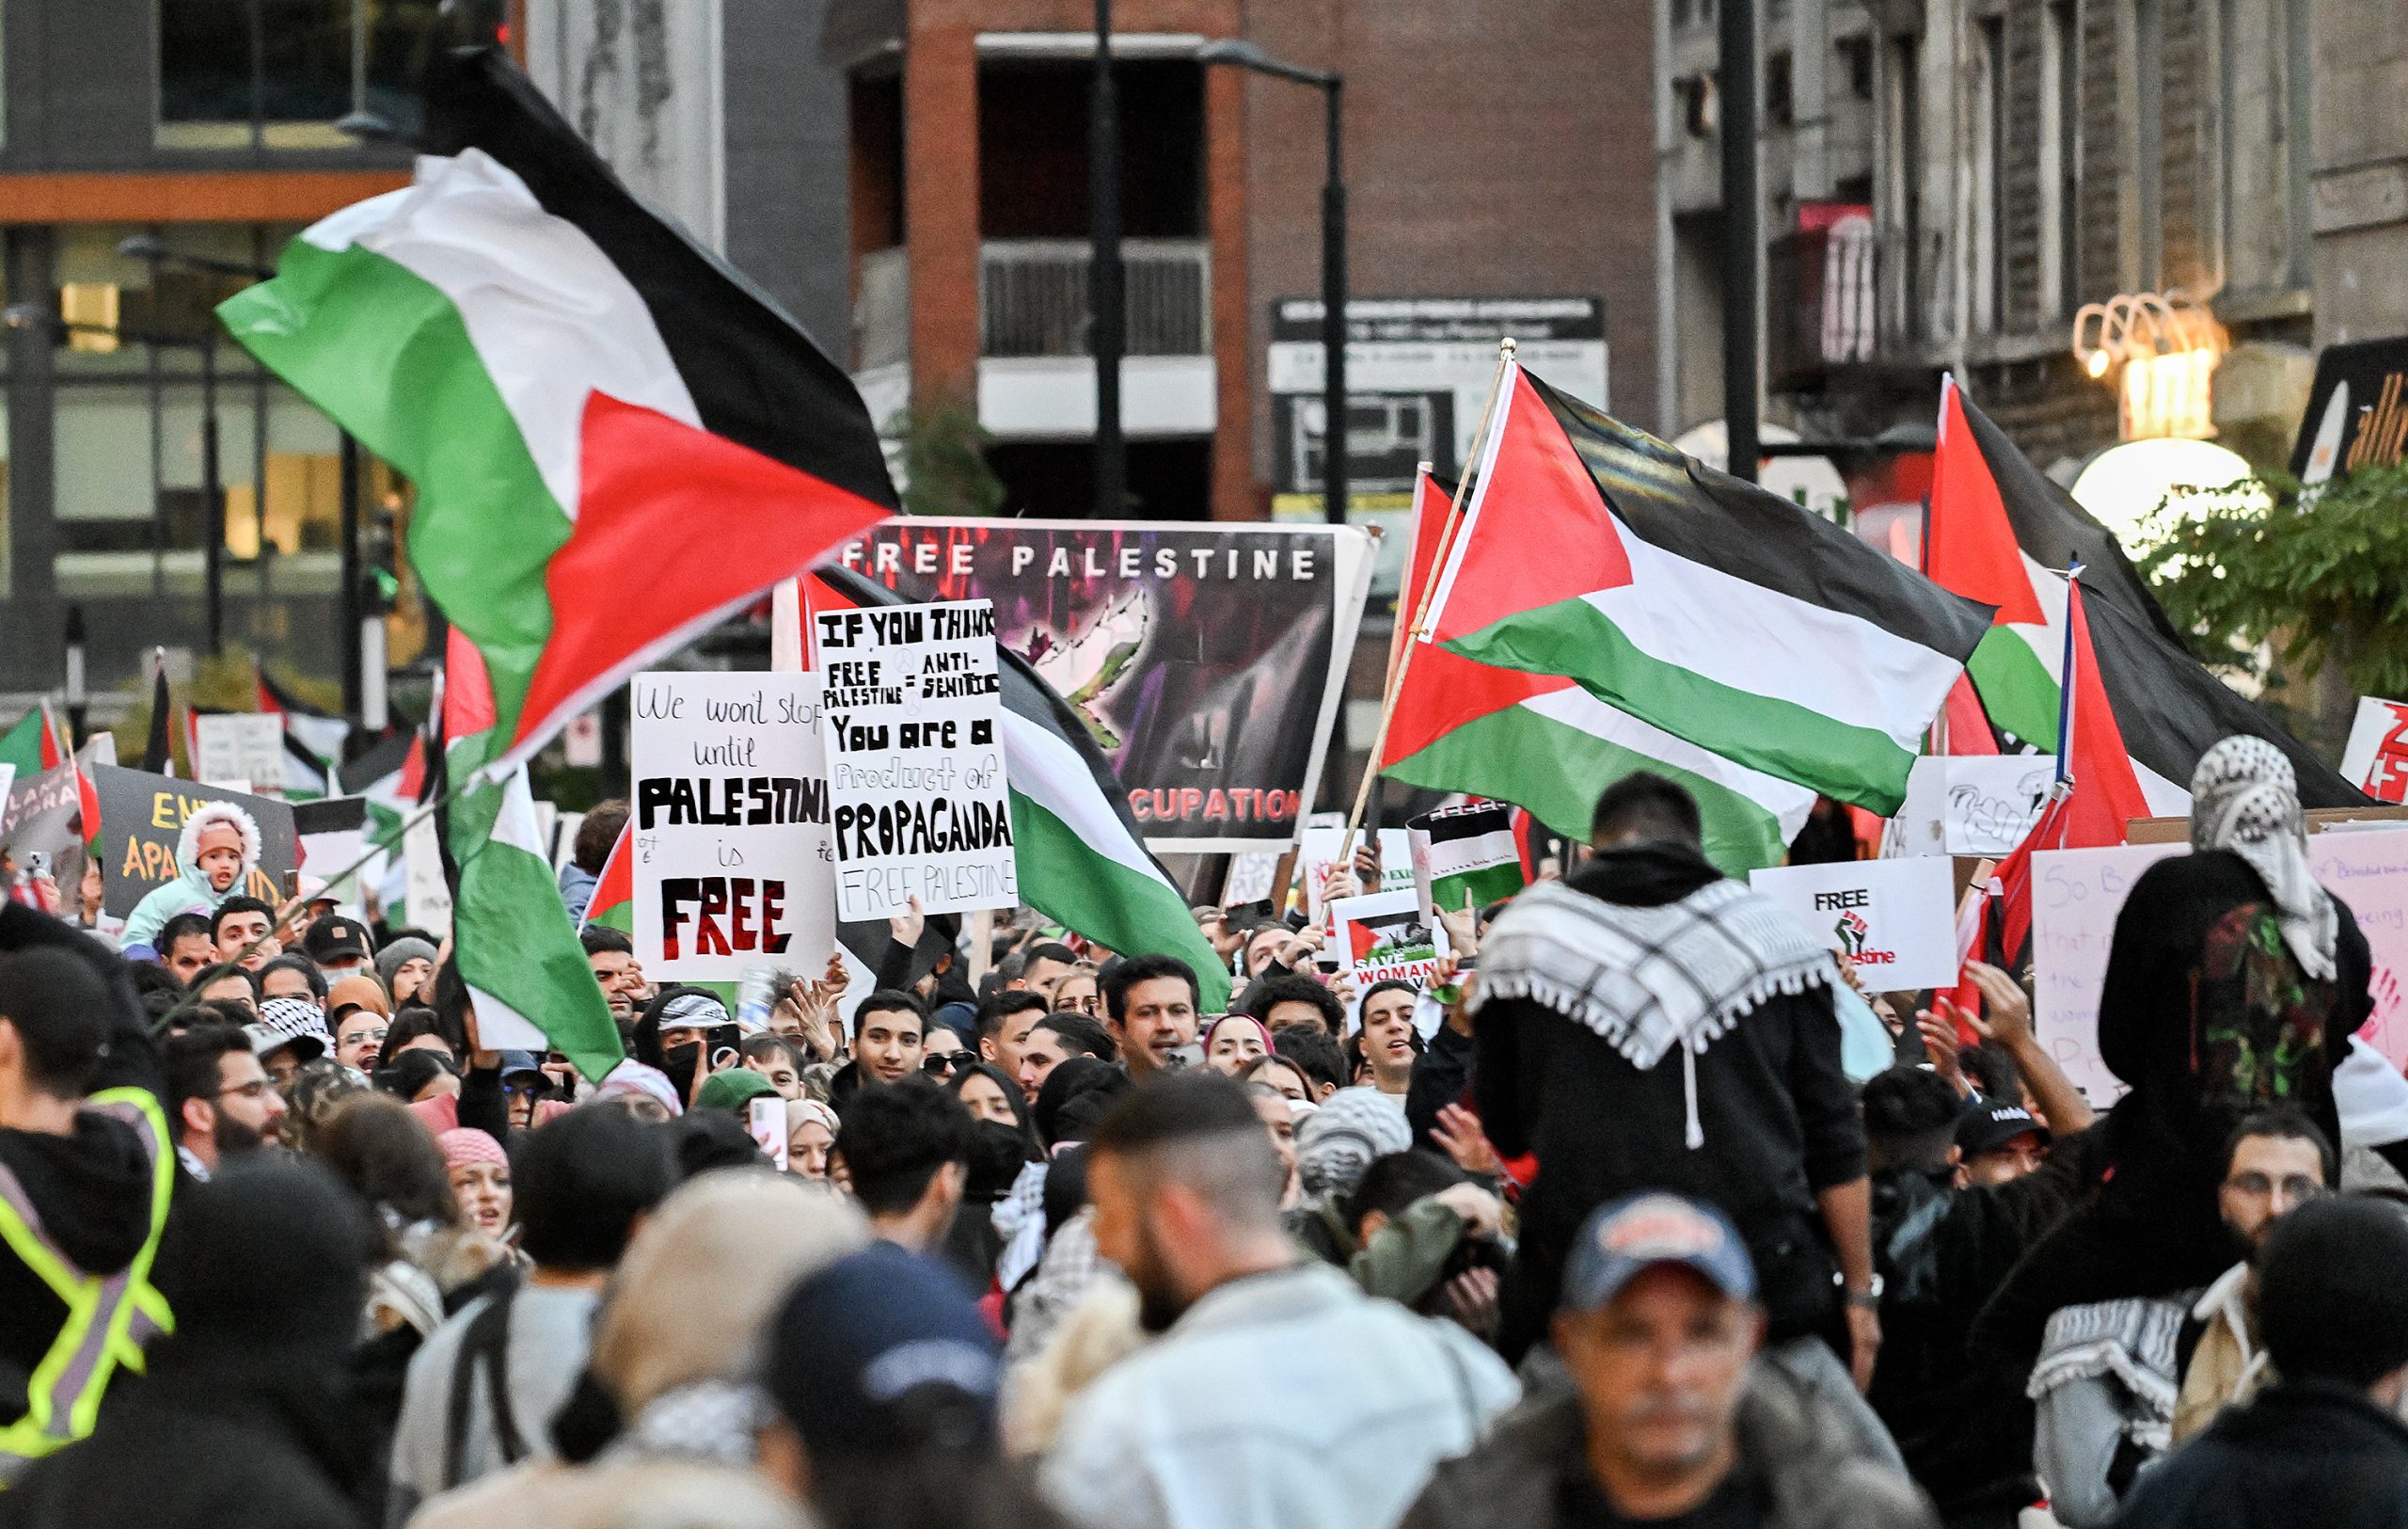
top-left (922, 1052), bottom-right (964, 1077)
top-left (341, 1027), bottom-right (389, 1046)
top-left (217, 1079), bottom-right (276, 1102)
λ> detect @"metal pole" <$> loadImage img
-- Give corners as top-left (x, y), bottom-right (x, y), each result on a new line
top-left (63, 605), bottom-right (87, 746)
top-left (1090, 0), bottom-right (1126, 518)
top-left (340, 431), bottom-right (363, 738)
top-left (1719, 0), bottom-right (1762, 484)
top-left (1321, 80), bottom-right (1348, 525)
top-left (200, 328), bottom-right (224, 655)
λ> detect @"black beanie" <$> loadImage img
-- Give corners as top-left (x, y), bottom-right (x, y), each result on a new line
top-left (152, 1158), bottom-right (372, 1359)
top-left (2258, 1195), bottom-right (2408, 1389)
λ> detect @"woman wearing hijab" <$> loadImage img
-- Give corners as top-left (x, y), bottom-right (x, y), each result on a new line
top-left (1202, 1013), bottom-right (1275, 1076)
top-left (1974, 736), bottom-right (2384, 1367)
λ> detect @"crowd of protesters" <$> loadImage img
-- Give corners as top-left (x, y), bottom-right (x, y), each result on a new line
top-left (1, 734), bottom-right (2407, 1526)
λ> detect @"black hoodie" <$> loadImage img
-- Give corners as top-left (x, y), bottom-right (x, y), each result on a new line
top-left (1476, 845), bottom-right (1866, 1353)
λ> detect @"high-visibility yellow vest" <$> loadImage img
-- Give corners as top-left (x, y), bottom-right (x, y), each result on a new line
top-left (0, 1089), bottom-right (176, 1485)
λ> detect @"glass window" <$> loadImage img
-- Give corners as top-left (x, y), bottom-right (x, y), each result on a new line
top-left (158, 0), bottom-right (462, 150)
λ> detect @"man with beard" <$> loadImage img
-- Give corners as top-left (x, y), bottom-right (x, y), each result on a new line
top-left (581, 927), bottom-right (648, 1040)
top-left (165, 1024), bottom-right (287, 1179)
top-left (156, 914), bottom-right (217, 988)
top-left (1101, 955), bottom-right (1201, 1081)
top-left (1041, 1072), bottom-right (1516, 1529)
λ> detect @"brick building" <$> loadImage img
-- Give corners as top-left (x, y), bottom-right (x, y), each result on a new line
top-left (823, 0), bottom-right (1661, 523)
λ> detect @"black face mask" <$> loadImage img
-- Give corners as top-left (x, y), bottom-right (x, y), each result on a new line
top-left (661, 1041), bottom-right (702, 1106)
top-left (964, 1118), bottom-right (1035, 1200)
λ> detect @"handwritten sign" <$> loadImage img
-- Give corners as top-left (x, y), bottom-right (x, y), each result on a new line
top-left (1893, 757), bottom-right (2055, 857)
top-left (2308, 829), bottom-right (2408, 1072)
top-left (193, 713), bottom-right (287, 795)
top-left (629, 672), bottom-right (836, 980)
top-left (1297, 820), bottom-right (1413, 923)
top-left (1328, 889), bottom-right (1451, 987)
top-left (2340, 698), bottom-right (2408, 804)
top-left (1750, 856), bottom-right (1959, 989)
top-left (2029, 843), bottom-right (2185, 1107)
top-left (816, 600), bottom-right (1017, 920)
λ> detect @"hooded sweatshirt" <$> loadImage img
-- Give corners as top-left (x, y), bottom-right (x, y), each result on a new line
top-left (118, 801), bottom-right (263, 957)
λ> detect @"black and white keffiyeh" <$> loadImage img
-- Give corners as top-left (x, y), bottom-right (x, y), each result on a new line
top-left (1472, 878), bottom-right (1834, 1146)
top-left (2189, 735), bottom-right (2338, 981)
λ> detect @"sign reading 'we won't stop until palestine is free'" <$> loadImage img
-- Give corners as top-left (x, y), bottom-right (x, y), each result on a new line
top-left (816, 599), bottom-right (1018, 920)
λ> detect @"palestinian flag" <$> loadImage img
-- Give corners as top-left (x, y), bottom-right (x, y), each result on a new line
top-left (256, 662), bottom-right (351, 797)
top-left (578, 821), bottom-right (634, 935)
top-left (1424, 368), bottom-right (1993, 818)
top-left (1382, 468), bottom-right (1818, 871)
top-left (811, 566), bottom-right (1232, 1010)
top-left (218, 47), bottom-right (895, 779)
top-left (0, 704), bottom-right (68, 777)
top-left (1407, 802), bottom-right (1529, 916)
top-left (1928, 375), bottom-right (2364, 808)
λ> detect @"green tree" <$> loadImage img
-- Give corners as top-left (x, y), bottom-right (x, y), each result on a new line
top-left (887, 401), bottom-right (1006, 518)
top-left (2140, 462), bottom-right (2408, 732)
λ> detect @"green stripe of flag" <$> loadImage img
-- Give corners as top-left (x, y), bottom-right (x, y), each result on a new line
top-left (1968, 625), bottom-right (2064, 749)
top-left (1008, 788), bottom-right (1231, 1011)
top-left (1446, 596), bottom-right (1921, 816)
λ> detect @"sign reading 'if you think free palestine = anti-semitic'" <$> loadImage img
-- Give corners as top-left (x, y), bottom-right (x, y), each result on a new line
top-left (816, 599), bottom-right (1018, 920)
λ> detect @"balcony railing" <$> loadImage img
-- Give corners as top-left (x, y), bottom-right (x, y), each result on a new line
top-left (981, 238), bottom-right (1212, 358)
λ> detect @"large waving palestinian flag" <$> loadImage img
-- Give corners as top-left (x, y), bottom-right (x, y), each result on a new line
top-left (220, 47), bottom-right (895, 778)
top-left (812, 567), bottom-right (1232, 1010)
top-left (1381, 470), bottom-right (1817, 872)
top-left (1425, 368), bottom-right (1993, 819)
top-left (1928, 376), bottom-right (2365, 808)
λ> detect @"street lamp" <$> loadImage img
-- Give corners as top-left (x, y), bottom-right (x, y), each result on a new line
top-left (1199, 39), bottom-right (1348, 525)
top-left (62, 605), bottom-right (87, 748)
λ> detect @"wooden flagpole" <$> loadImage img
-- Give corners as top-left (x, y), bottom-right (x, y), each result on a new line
top-left (1335, 337), bottom-right (1518, 873)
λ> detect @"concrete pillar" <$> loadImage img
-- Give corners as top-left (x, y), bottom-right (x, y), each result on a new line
top-left (904, 24), bottom-right (982, 409)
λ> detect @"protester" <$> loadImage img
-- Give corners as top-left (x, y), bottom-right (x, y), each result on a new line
top-left (1201, 1012), bottom-right (1272, 1075)
top-left (1034, 1057), bottom-right (1131, 1152)
top-left (2106, 1195), bottom-right (2408, 1529)
top-left (835, 1078), bottom-right (974, 1254)
top-left (1241, 970), bottom-right (1346, 1037)
top-left (1295, 1085), bottom-right (1415, 1202)
top-left (999, 941), bottom-right (1081, 1003)
top-left (388, 1107), bottom-right (674, 1521)
top-left (187, 960), bottom-right (261, 1012)
top-left (842, 990), bottom-right (928, 1096)
top-left (1355, 979), bottom-right (1421, 1096)
top-left (1247, 1080), bottom-right (1304, 1208)
top-left (1472, 772), bottom-right (1887, 1468)
top-left (212, 895), bottom-right (282, 970)
top-left (1018, 1011), bottom-right (1115, 1102)
top-left (117, 799), bottom-right (261, 958)
top-left (260, 953), bottom-right (328, 1007)
top-left (758, 1241), bottom-right (1069, 1529)
top-left (307, 914), bottom-right (378, 978)
top-left (977, 988), bottom-right (1051, 1077)
top-left (0, 924), bottom-right (174, 1471)
top-left (155, 911), bottom-right (217, 984)
top-left (580, 926), bottom-right (646, 1036)
top-left (378, 935), bottom-right (441, 1011)
top-left (0, 1159), bottom-right (373, 1529)
top-left (1241, 1052), bottom-right (1317, 1105)
top-left (558, 801), bottom-right (627, 926)
top-left (314, 1093), bottom-right (507, 1341)
top-left (1052, 967), bottom-right (1101, 1018)
top-left (742, 1034), bottom-right (805, 1099)
top-left (438, 1127), bottom-right (515, 1242)
top-left (1976, 739), bottom-right (2393, 1371)
top-left (164, 1021), bottom-right (285, 1180)
top-left (1272, 1025), bottom-right (1346, 1103)
top-left (330, 976), bottom-right (394, 1066)
top-left (1041, 1072), bottom-right (1517, 1529)
top-left (1101, 953), bottom-right (1200, 1081)
top-left (1402, 1193), bottom-right (1936, 1529)
top-left (379, 1007), bottom-right (462, 1070)
top-left (785, 1097), bottom-right (841, 1182)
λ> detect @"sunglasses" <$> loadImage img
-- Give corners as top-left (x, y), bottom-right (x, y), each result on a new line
top-left (922, 1052), bottom-right (964, 1077)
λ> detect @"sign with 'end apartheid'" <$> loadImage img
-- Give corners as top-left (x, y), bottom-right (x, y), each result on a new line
top-left (1749, 856), bottom-right (1958, 990)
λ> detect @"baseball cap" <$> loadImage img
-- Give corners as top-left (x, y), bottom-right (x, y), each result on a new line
top-left (305, 916), bottom-right (374, 965)
top-left (1561, 1192), bottom-right (1757, 1311)
top-left (1956, 1099), bottom-right (2049, 1158)
top-left (762, 1241), bottom-right (1001, 1459)
top-left (244, 1022), bottom-right (328, 1065)
top-left (496, 1049), bottom-right (546, 1083)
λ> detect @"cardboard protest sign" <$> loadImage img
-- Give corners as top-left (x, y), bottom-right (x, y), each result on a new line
top-left (1327, 889), bottom-right (1452, 988)
top-left (832, 519), bottom-right (1373, 850)
top-left (193, 713), bottom-right (287, 794)
top-left (816, 600), bottom-right (1017, 920)
top-left (629, 672), bottom-right (837, 980)
top-left (1298, 819), bottom-right (1412, 923)
top-left (1892, 757), bottom-right (2055, 858)
top-left (1749, 856), bottom-right (1959, 990)
top-left (2340, 698), bottom-right (2408, 804)
top-left (1409, 802), bottom-right (1527, 919)
top-left (1, 763), bottom-right (83, 868)
top-left (89, 766), bottom-right (296, 917)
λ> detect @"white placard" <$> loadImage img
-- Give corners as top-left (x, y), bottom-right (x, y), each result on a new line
top-left (1749, 855), bottom-right (1960, 990)
top-left (2029, 842), bottom-right (2185, 1106)
top-left (194, 713), bottom-right (286, 796)
top-left (1892, 756), bottom-right (2057, 857)
top-left (2340, 697), bottom-right (2408, 804)
top-left (629, 672), bottom-right (837, 980)
top-left (1327, 888), bottom-right (1452, 987)
top-left (402, 806), bottom-right (453, 937)
top-left (1298, 820), bottom-right (1413, 923)
top-left (816, 600), bottom-right (1017, 920)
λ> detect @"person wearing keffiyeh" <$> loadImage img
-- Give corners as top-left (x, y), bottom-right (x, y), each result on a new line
top-left (1467, 772), bottom-right (1899, 1471)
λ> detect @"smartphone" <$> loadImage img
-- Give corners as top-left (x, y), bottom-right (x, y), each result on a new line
top-left (748, 1095), bottom-right (789, 1170)
top-left (282, 868), bottom-right (303, 899)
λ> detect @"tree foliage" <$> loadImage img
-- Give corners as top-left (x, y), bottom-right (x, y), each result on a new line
top-left (887, 401), bottom-right (1006, 519)
top-left (2139, 462), bottom-right (2408, 703)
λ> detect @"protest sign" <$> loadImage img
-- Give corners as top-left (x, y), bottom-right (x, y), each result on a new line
top-left (831, 519), bottom-right (1372, 851)
top-left (402, 809), bottom-right (452, 937)
top-left (1892, 756), bottom-right (2055, 858)
top-left (2340, 698), bottom-right (2408, 804)
top-left (816, 600), bottom-right (1018, 920)
top-left (89, 766), bottom-right (296, 916)
top-left (193, 712), bottom-right (287, 794)
top-left (1409, 802), bottom-right (1527, 919)
top-left (1327, 889), bottom-right (1452, 988)
top-left (292, 796), bottom-right (369, 906)
top-left (1749, 856), bottom-right (1959, 990)
top-left (629, 671), bottom-right (837, 980)
top-left (1297, 820), bottom-right (1413, 924)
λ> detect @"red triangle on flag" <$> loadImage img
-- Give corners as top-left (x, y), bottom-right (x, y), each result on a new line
top-left (2057, 573), bottom-right (2151, 848)
top-left (444, 627), bottom-right (499, 741)
top-left (1928, 377), bottom-right (2047, 627)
